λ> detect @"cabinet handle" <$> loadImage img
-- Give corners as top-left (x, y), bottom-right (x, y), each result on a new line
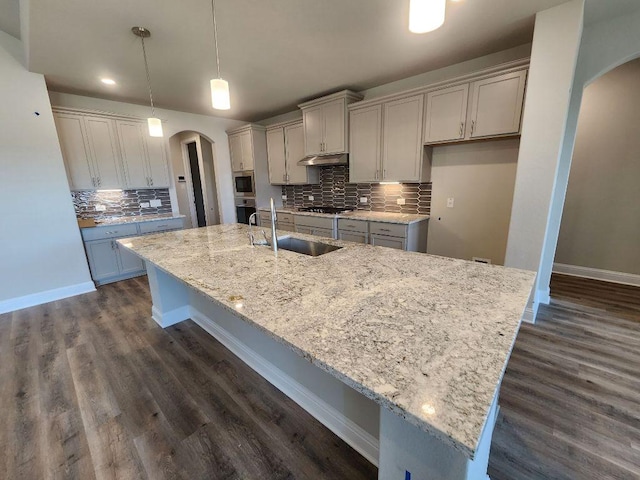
top-left (91, 177), bottom-right (95, 187)
top-left (380, 228), bottom-right (391, 232)
top-left (283, 173), bottom-right (286, 182)
top-left (459, 122), bottom-right (464, 137)
top-left (471, 120), bottom-right (475, 135)
top-left (375, 170), bottom-right (379, 180)
top-left (149, 177), bottom-right (153, 186)
top-left (383, 169), bottom-right (386, 179)
top-left (111, 240), bottom-right (116, 250)
top-left (156, 224), bottom-right (168, 228)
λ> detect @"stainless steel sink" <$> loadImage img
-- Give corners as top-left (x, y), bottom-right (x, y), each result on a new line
top-left (276, 236), bottom-right (342, 257)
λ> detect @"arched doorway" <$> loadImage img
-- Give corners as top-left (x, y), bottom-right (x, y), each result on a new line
top-left (168, 131), bottom-right (221, 229)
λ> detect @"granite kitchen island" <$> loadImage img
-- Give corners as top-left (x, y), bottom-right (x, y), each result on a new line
top-left (119, 224), bottom-right (535, 480)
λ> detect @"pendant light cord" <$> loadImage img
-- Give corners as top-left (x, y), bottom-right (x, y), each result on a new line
top-left (211, 0), bottom-right (222, 78)
top-left (140, 35), bottom-right (156, 117)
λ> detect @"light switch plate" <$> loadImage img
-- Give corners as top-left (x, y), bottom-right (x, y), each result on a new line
top-left (95, 204), bottom-right (106, 211)
top-left (397, 198), bottom-right (406, 205)
top-left (149, 199), bottom-right (162, 207)
top-left (308, 195), bottom-right (314, 201)
top-left (447, 198), bottom-right (455, 208)
top-left (360, 197), bottom-right (368, 204)
top-left (140, 202), bottom-right (150, 208)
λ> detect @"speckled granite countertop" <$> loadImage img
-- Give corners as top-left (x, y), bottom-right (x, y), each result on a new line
top-left (119, 224), bottom-right (534, 458)
top-left (85, 214), bottom-right (186, 227)
top-left (258, 207), bottom-right (429, 225)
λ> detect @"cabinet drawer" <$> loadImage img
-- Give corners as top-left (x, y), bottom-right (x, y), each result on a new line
top-left (337, 219), bottom-right (368, 233)
top-left (338, 231), bottom-right (368, 244)
top-left (278, 212), bottom-right (294, 225)
top-left (258, 212), bottom-right (271, 227)
top-left (138, 218), bottom-right (184, 234)
top-left (369, 222), bottom-right (407, 238)
top-left (293, 214), bottom-right (334, 230)
top-left (82, 223), bottom-right (139, 241)
top-left (370, 234), bottom-right (406, 250)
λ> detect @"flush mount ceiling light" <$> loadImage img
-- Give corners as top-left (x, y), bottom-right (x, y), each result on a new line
top-left (409, 0), bottom-right (446, 33)
top-left (209, 0), bottom-right (230, 110)
top-left (132, 26), bottom-right (163, 137)
top-left (101, 78), bottom-right (116, 85)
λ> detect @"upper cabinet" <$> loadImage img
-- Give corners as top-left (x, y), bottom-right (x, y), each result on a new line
top-left (266, 121), bottom-right (319, 185)
top-left (54, 109), bottom-right (168, 190)
top-left (228, 124), bottom-right (263, 172)
top-left (298, 90), bottom-right (363, 156)
top-left (468, 70), bottom-right (527, 139)
top-left (423, 69), bottom-right (528, 145)
top-left (349, 94), bottom-right (429, 183)
top-left (423, 84), bottom-right (469, 143)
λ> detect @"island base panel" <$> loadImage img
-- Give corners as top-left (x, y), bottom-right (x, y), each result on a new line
top-left (146, 261), bottom-right (190, 328)
top-left (378, 394), bottom-right (497, 480)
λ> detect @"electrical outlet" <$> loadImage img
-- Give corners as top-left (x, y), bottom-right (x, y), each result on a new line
top-left (140, 202), bottom-right (150, 208)
top-left (397, 198), bottom-right (406, 205)
top-left (149, 199), bottom-right (161, 207)
top-left (308, 195), bottom-right (314, 201)
top-left (447, 197), bottom-right (455, 208)
top-left (360, 197), bottom-right (368, 204)
top-left (281, 194), bottom-right (287, 201)
top-left (95, 204), bottom-right (106, 211)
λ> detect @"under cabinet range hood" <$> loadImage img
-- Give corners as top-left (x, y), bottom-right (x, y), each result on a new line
top-left (297, 153), bottom-right (348, 167)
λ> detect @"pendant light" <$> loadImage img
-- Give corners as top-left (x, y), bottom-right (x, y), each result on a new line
top-left (210, 0), bottom-right (231, 110)
top-left (132, 26), bottom-right (163, 137)
top-left (409, 0), bottom-right (446, 33)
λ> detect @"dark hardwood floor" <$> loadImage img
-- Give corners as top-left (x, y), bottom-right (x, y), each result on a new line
top-left (489, 274), bottom-right (640, 480)
top-left (0, 276), bottom-right (377, 480)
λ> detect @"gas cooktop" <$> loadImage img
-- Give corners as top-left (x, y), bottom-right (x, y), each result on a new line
top-left (298, 206), bottom-right (352, 214)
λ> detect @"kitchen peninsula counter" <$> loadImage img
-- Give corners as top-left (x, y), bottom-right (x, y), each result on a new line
top-left (119, 224), bottom-right (535, 479)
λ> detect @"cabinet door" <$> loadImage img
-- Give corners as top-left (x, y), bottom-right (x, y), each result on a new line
top-left (338, 231), bottom-right (368, 244)
top-left (285, 123), bottom-right (309, 184)
top-left (145, 135), bottom-right (170, 187)
top-left (469, 70), bottom-right (527, 138)
top-left (349, 105), bottom-right (382, 183)
top-left (86, 239), bottom-right (120, 281)
top-left (240, 131), bottom-right (254, 170)
top-left (322, 98), bottom-right (346, 154)
top-left (84, 116), bottom-right (123, 189)
top-left (229, 133), bottom-right (244, 172)
top-left (303, 105), bottom-right (324, 156)
top-left (424, 84), bottom-right (469, 143)
top-left (117, 121), bottom-right (150, 188)
top-left (54, 113), bottom-right (95, 189)
top-left (266, 128), bottom-right (286, 184)
top-left (382, 95), bottom-right (424, 182)
top-left (116, 242), bottom-right (145, 275)
top-left (370, 234), bottom-right (406, 250)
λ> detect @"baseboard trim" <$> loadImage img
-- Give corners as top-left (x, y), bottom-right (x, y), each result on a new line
top-left (189, 307), bottom-right (380, 467)
top-left (553, 263), bottom-right (640, 287)
top-left (0, 281), bottom-right (96, 315)
top-left (151, 304), bottom-right (190, 328)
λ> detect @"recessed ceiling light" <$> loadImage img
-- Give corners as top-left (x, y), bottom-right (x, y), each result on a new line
top-left (101, 78), bottom-right (116, 85)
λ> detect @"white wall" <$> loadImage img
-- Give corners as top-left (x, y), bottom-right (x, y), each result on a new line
top-left (48, 92), bottom-right (243, 224)
top-left (555, 59), bottom-right (640, 276)
top-left (521, 2), bottom-right (640, 314)
top-left (0, 31), bottom-right (94, 313)
top-left (504, 0), bottom-right (585, 311)
top-left (427, 139), bottom-right (520, 265)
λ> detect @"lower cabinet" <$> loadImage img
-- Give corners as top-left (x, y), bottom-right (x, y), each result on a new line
top-left (369, 234), bottom-right (406, 250)
top-left (82, 218), bottom-right (183, 285)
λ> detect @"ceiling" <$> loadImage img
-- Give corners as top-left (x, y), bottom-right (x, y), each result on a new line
top-left (17, 0), bottom-right (575, 121)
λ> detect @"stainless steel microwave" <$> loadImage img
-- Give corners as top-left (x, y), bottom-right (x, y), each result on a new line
top-left (233, 171), bottom-right (256, 197)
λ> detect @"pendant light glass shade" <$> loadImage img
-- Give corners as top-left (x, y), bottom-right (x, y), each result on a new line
top-left (211, 78), bottom-right (230, 110)
top-left (409, 0), bottom-right (446, 33)
top-left (147, 117), bottom-right (163, 137)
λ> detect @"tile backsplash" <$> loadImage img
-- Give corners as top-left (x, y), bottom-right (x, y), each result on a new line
top-left (282, 165), bottom-right (431, 215)
top-left (72, 189), bottom-right (172, 219)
